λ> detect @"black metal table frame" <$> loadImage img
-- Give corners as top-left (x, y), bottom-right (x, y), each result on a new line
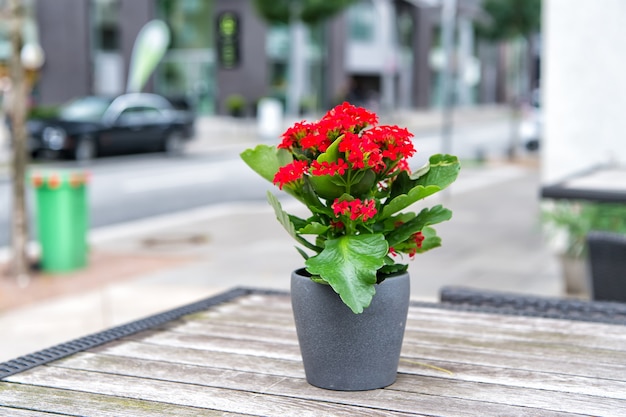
top-left (541, 166), bottom-right (626, 203)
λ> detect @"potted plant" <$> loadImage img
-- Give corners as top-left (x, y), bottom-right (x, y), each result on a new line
top-left (225, 94), bottom-right (246, 117)
top-left (542, 200), bottom-right (626, 296)
top-left (241, 102), bottom-right (460, 390)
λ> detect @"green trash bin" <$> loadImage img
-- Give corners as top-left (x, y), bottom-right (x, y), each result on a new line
top-left (31, 170), bottom-right (89, 273)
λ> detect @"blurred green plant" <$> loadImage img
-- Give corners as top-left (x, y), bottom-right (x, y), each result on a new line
top-left (225, 94), bottom-right (246, 117)
top-left (27, 105), bottom-right (59, 120)
top-left (542, 201), bottom-right (626, 258)
top-left (252, 0), bottom-right (356, 25)
top-left (475, 0), bottom-right (541, 41)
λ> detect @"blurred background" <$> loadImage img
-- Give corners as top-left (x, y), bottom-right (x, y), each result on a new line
top-left (0, 0), bottom-right (538, 118)
top-left (1, 0), bottom-right (626, 360)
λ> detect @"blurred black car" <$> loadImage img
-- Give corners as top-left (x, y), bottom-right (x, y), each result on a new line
top-left (27, 93), bottom-right (195, 161)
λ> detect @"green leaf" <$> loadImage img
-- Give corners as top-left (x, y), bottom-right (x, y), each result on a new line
top-left (299, 222), bottom-right (330, 235)
top-left (415, 154), bottom-right (461, 189)
top-left (301, 177), bottom-right (332, 214)
top-left (267, 191), bottom-right (298, 238)
top-left (383, 154), bottom-right (460, 218)
top-left (305, 234), bottom-right (388, 313)
top-left (382, 184), bottom-right (441, 218)
top-left (415, 226), bottom-right (442, 253)
top-left (377, 263), bottom-right (408, 278)
top-left (267, 191), bottom-right (321, 253)
top-left (240, 145), bottom-right (292, 183)
top-left (295, 246), bottom-right (310, 260)
top-left (386, 205), bottom-right (452, 247)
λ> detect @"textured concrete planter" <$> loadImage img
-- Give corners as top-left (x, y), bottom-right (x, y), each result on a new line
top-left (559, 254), bottom-right (590, 297)
top-left (290, 269), bottom-right (410, 391)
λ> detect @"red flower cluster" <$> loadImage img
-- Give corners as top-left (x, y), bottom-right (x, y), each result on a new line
top-left (272, 102), bottom-right (416, 192)
top-left (274, 160), bottom-right (309, 190)
top-left (332, 198), bottom-right (377, 222)
top-left (389, 231), bottom-right (425, 258)
top-left (408, 231), bottom-right (425, 257)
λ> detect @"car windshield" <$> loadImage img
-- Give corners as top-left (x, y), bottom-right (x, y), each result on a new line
top-left (59, 96), bottom-right (113, 121)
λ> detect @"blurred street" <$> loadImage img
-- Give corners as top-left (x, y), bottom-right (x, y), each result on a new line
top-left (0, 105), bottom-right (515, 245)
top-left (0, 106), bottom-right (562, 362)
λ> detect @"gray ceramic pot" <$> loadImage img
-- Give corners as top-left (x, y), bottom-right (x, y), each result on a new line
top-left (290, 268), bottom-right (410, 391)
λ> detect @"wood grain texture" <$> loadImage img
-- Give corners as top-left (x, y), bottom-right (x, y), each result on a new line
top-left (1, 292), bottom-right (625, 417)
top-left (0, 382), bottom-right (241, 416)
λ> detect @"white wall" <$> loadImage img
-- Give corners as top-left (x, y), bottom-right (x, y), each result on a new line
top-left (542, 0), bottom-right (626, 184)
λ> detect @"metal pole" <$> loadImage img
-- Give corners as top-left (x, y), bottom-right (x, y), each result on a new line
top-left (440, 0), bottom-right (457, 157)
top-left (375, 0), bottom-right (396, 114)
top-left (286, 0), bottom-right (305, 118)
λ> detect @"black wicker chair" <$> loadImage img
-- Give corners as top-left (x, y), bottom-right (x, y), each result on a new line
top-left (439, 286), bottom-right (626, 325)
top-left (586, 230), bottom-right (626, 302)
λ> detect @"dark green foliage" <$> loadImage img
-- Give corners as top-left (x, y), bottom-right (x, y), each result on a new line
top-left (27, 105), bottom-right (60, 120)
top-left (476, 0), bottom-right (541, 41)
top-left (252, 0), bottom-right (356, 25)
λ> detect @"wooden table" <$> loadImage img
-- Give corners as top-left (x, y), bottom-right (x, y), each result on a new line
top-left (1, 288), bottom-right (625, 416)
top-left (541, 167), bottom-right (626, 203)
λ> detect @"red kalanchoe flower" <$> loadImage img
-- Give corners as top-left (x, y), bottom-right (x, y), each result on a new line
top-left (311, 159), bottom-right (349, 176)
top-left (273, 160), bottom-right (309, 189)
top-left (365, 125), bottom-right (416, 163)
top-left (300, 131), bottom-right (332, 153)
top-left (322, 102), bottom-right (378, 132)
top-left (414, 231), bottom-right (425, 248)
top-left (278, 121), bottom-right (314, 151)
top-left (408, 231), bottom-right (426, 258)
top-left (332, 198), bottom-right (377, 222)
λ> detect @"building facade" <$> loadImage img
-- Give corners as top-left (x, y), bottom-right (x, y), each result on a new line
top-left (15, 0), bottom-right (524, 116)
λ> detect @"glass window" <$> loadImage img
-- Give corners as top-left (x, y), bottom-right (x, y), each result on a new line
top-left (60, 96), bottom-right (112, 121)
top-left (157, 0), bottom-right (214, 49)
top-left (155, 0), bottom-right (215, 114)
top-left (348, 1), bottom-right (375, 42)
top-left (92, 0), bottom-right (120, 51)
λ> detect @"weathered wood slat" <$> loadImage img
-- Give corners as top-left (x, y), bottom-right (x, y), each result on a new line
top-left (163, 320), bottom-right (299, 345)
top-left (410, 307), bottom-right (626, 339)
top-left (0, 406), bottom-right (65, 416)
top-left (92, 340), bottom-right (305, 378)
top-left (189, 308), bottom-right (296, 329)
top-left (398, 357), bottom-right (626, 400)
top-left (409, 306), bottom-right (626, 335)
top-left (406, 314), bottom-right (626, 351)
top-left (36, 356), bottom-right (581, 417)
top-left (0, 382), bottom-right (242, 417)
top-left (400, 341), bottom-right (626, 381)
top-left (6, 367), bottom-right (419, 417)
top-left (128, 329), bottom-right (303, 361)
top-left (229, 293), bottom-right (292, 309)
top-left (401, 330), bottom-right (626, 370)
top-left (393, 373), bottom-right (626, 417)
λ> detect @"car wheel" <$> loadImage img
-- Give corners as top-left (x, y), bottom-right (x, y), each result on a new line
top-left (74, 137), bottom-right (96, 162)
top-left (164, 131), bottom-right (185, 156)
